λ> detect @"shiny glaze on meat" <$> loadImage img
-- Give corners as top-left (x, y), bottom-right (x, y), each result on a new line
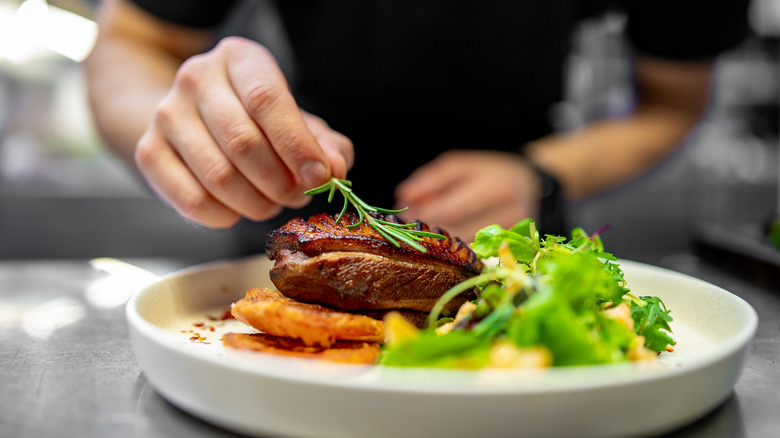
top-left (266, 212), bottom-right (481, 275)
top-left (265, 212), bottom-right (481, 313)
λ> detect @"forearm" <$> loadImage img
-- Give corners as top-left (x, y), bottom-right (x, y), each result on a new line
top-left (85, 41), bottom-right (178, 164)
top-left (526, 56), bottom-right (714, 201)
top-left (84, 0), bottom-right (212, 166)
top-left (525, 109), bottom-right (700, 200)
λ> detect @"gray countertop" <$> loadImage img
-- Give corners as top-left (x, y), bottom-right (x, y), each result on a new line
top-left (1, 253), bottom-right (778, 438)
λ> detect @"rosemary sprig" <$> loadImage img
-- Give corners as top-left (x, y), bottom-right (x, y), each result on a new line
top-left (304, 177), bottom-right (446, 252)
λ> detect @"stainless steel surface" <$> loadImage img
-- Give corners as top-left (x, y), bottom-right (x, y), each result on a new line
top-left (0, 254), bottom-right (778, 438)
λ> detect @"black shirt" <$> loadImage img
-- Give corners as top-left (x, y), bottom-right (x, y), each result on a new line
top-left (127, 0), bottom-right (750, 247)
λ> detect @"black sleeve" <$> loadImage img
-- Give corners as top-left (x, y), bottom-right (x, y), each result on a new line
top-left (129, 0), bottom-right (239, 29)
top-left (624, 0), bottom-right (752, 61)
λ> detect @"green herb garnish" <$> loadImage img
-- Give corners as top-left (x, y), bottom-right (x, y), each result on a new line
top-left (382, 219), bottom-right (675, 368)
top-left (304, 177), bottom-right (445, 252)
top-left (630, 295), bottom-right (675, 352)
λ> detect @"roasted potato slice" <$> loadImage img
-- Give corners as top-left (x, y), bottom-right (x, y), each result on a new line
top-left (222, 332), bottom-right (381, 364)
top-left (230, 288), bottom-right (385, 347)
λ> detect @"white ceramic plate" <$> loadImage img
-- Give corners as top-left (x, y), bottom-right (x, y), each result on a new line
top-left (126, 256), bottom-right (757, 438)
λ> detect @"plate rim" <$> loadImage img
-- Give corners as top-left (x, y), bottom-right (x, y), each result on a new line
top-left (125, 256), bottom-right (758, 395)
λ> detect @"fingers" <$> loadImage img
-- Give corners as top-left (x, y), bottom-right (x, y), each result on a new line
top-left (190, 55), bottom-right (307, 208)
top-left (221, 38), bottom-right (333, 188)
top-left (302, 110), bottom-right (354, 179)
top-left (135, 129), bottom-right (250, 228)
top-left (398, 179), bottom-right (525, 241)
top-left (142, 53), bottom-right (287, 225)
top-left (395, 151), bottom-right (483, 223)
top-left (133, 37), bottom-right (355, 228)
top-left (156, 90), bottom-right (287, 222)
top-left (395, 152), bottom-right (463, 205)
top-left (402, 178), bottom-right (490, 227)
top-left (395, 150), bottom-right (541, 241)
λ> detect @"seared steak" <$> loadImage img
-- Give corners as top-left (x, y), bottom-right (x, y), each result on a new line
top-left (266, 212), bottom-right (481, 313)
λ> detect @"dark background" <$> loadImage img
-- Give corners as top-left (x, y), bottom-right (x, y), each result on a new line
top-left (1, 0), bottom-right (778, 265)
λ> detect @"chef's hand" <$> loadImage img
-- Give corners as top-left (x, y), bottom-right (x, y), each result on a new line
top-left (135, 37), bottom-right (353, 228)
top-left (394, 150), bottom-right (541, 242)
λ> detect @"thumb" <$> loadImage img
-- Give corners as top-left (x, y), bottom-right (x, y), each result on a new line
top-left (302, 111), bottom-right (354, 180)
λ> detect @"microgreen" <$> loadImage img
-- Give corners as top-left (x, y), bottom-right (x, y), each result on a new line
top-left (630, 295), bottom-right (675, 352)
top-left (304, 177), bottom-right (445, 252)
top-left (382, 219), bottom-right (675, 368)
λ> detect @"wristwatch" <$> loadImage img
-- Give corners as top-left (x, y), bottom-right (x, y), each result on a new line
top-left (521, 156), bottom-right (567, 236)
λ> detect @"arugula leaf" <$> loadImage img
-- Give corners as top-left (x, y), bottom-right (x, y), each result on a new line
top-left (381, 330), bottom-right (490, 368)
top-left (471, 222), bottom-right (538, 262)
top-left (537, 250), bottom-right (625, 307)
top-left (471, 302), bottom-right (515, 340)
top-left (505, 256), bottom-right (633, 366)
top-left (631, 296), bottom-right (675, 353)
top-left (381, 219), bottom-right (675, 368)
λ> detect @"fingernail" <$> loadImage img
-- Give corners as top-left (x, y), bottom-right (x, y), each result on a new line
top-left (300, 160), bottom-right (328, 187)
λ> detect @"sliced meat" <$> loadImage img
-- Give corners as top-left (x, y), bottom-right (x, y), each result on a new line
top-left (266, 212), bottom-right (481, 313)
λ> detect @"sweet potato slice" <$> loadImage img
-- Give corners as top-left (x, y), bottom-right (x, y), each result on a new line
top-left (230, 288), bottom-right (385, 347)
top-left (222, 332), bottom-right (381, 364)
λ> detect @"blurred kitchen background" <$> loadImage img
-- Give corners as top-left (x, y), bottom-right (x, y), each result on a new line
top-left (1, 0), bottom-right (779, 266)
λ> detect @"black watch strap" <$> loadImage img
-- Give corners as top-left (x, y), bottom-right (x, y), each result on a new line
top-left (522, 158), bottom-right (567, 236)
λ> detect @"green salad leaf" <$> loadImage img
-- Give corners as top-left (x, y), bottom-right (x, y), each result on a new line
top-left (630, 295), bottom-right (675, 353)
top-left (381, 220), bottom-right (675, 368)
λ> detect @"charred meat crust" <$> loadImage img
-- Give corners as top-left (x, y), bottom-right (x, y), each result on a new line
top-left (266, 213), bottom-right (481, 313)
top-left (266, 212), bottom-right (482, 275)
